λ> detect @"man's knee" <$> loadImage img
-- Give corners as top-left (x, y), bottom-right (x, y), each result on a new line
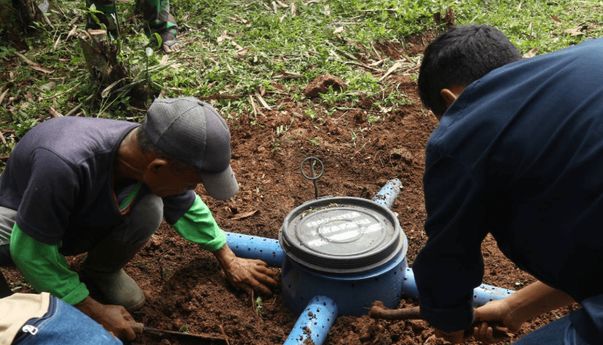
top-left (126, 193), bottom-right (163, 242)
top-left (83, 194), bottom-right (163, 272)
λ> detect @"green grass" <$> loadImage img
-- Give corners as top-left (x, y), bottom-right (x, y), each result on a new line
top-left (452, 0), bottom-right (603, 53)
top-left (1, 0), bottom-right (603, 163)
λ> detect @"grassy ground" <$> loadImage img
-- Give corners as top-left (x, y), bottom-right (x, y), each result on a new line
top-left (1, 0), bottom-right (603, 163)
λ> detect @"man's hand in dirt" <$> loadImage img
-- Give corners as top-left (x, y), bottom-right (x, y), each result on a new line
top-left (76, 296), bottom-right (142, 340)
top-left (473, 299), bottom-right (520, 343)
top-left (213, 244), bottom-right (279, 295)
top-left (473, 281), bottom-right (575, 343)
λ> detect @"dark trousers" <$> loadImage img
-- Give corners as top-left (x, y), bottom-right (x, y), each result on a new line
top-left (0, 193), bottom-right (163, 290)
top-left (86, 0), bottom-right (177, 34)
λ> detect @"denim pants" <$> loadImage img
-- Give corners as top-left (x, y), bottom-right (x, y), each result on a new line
top-left (515, 294), bottom-right (603, 345)
top-left (14, 295), bottom-right (122, 345)
top-left (515, 315), bottom-right (590, 345)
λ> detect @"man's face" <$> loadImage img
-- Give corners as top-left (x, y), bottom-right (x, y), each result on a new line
top-left (143, 160), bottom-right (202, 197)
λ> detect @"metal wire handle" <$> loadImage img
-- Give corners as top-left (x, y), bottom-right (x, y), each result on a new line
top-left (300, 156), bottom-right (324, 199)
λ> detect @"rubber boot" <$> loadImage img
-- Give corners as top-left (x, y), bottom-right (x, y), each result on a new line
top-left (80, 268), bottom-right (145, 311)
top-left (136, 0), bottom-right (179, 52)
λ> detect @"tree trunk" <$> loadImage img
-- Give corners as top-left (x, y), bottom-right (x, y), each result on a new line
top-left (1, 0), bottom-right (52, 47)
top-left (79, 29), bottom-right (129, 86)
top-left (79, 29), bottom-right (158, 108)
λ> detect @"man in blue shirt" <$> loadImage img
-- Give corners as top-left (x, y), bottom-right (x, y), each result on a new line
top-left (414, 25), bottom-right (603, 344)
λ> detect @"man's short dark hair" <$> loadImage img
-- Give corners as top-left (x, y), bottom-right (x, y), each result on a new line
top-left (418, 25), bottom-right (521, 116)
top-left (136, 126), bottom-right (163, 156)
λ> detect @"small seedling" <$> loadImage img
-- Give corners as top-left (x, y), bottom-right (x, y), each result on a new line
top-left (367, 114), bottom-right (380, 124)
top-left (304, 108), bottom-right (318, 120)
top-left (255, 296), bottom-right (263, 317)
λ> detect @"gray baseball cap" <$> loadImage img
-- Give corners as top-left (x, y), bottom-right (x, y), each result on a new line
top-left (143, 97), bottom-right (239, 200)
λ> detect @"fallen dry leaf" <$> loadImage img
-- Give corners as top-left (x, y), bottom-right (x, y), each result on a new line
top-left (0, 88), bottom-right (8, 106)
top-left (564, 25), bottom-right (587, 36)
top-left (231, 210), bottom-right (259, 220)
top-left (49, 107), bottom-right (63, 118)
top-left (236, 48), bottom-right (249, 58)
top-left (379, 61), bottom-right (403, 82)
top-left (14, 52), bottom-right (54, 74)
top-left (217, 31), bottom-right (231, 44)
top-left (523, 48), bottom-right (538, 58)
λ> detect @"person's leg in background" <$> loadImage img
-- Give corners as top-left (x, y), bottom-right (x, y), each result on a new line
top-left (136, 0), bottom-right (179, 52)
top-left (85, 0), bottom-right (118, 36)
top-left (80, 193), bottom-right (163, 311)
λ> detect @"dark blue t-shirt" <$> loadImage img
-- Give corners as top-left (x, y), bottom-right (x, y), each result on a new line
top-left (0, 117), bottom-right (194, 251)
top-left (414, 38), bottom-right (603, 336)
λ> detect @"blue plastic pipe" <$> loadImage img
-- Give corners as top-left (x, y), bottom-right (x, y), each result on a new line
top-left (283, 296), bottom-right (338, 345)
top-left (401, 267), bottom-right (514, 306)
top-left (224, 234), bottom-right (515, 307)
top-left (225, 232), bottom-right (284, 267)
top-left (371, 178), bottom-right (402, 209)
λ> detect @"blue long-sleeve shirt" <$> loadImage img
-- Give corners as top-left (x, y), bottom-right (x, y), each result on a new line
top-left (414, 38), bottom-right (603, 336)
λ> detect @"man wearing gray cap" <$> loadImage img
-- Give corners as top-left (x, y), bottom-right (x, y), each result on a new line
top-left (0, 97), bottom-right (278, 340)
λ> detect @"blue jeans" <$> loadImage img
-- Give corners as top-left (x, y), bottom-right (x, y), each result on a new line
top-left (14, 296), bottom-right (122, 345)
top-left (515, 294), bottom-right (603, 345)
top-left (514, 314), bottom-right (590, 345)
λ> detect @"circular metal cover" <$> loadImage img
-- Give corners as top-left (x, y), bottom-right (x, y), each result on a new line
top-left (280, 197), bottom-right (404, 273)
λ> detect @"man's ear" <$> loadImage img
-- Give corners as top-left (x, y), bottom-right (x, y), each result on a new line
top-left (440, 88), bottom-right (458, 109)
top-left (147, 158), bottom-right (169, 173)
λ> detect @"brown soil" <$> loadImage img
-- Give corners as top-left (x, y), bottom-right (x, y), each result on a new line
top-left (1, 75), bottom-right (574, 345)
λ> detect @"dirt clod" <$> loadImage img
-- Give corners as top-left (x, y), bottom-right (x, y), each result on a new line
top-left (389, 147), bottom-right (414, 164)
top-left (303, 74), bottom-right (347, 98)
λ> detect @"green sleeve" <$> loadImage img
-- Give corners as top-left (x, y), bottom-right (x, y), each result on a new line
top-left (172, 194), bottom-right (226, 252)
top-left (10, 224), bottom-right (89, 305)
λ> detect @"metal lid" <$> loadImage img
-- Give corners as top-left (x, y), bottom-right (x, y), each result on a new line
top-left (279, 197), bottom-right (404, 273)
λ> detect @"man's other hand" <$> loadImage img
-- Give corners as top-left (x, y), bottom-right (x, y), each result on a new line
top-left (473, 299), bottom-right (521, 343)
top-left (473, 281), bottom-right (575, 343)
top-left (76, 296), bottom-right (141, 340)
